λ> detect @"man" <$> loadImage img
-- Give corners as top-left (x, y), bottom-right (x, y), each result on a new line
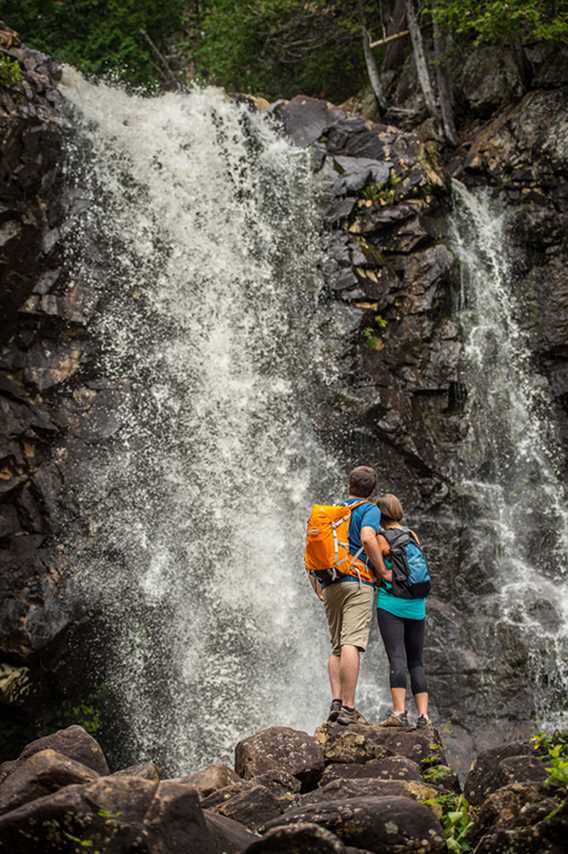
top-left (311, 465), bottom-right (388, 726)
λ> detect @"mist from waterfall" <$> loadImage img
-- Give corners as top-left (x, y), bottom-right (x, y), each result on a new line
top-left (452, 183), bottom-right (568, 727)
top-left (58, 69), bottom-right (357, 774)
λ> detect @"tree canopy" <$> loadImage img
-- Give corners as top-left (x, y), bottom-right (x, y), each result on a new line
top-left (428, 0), bottom-right (568, 45)
top-left (3, 0), bottom-right (568, 96)
top-left (1, 0), bottom-right (186, 87)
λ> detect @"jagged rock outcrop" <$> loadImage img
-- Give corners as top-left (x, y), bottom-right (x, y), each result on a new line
top-left (0, 721), bottom-right (567, 853)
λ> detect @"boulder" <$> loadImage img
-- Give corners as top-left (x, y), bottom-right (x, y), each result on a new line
top-left (205, 812), bottom-right (259, 854)
top-left (464, 741), bottom-right (539, 805)
top-left (111, 761), bottom-right (160, 781)
top-left (253, 769), bottom-right (301, 798)
top-left (470, 781), bottom-right (563, 853)
top-left (0, 776), bottom-right (218, 854)
top-left (457, 47), bottom-right (524, 115)
top-left (201, 781), bottom-right (253, 809)
top-left (0, 764), bottom-right (16, 787)
top-left (205, 783), bottom-right (286, 832)
top-left (18, 725), bottom-right (109, 775)
top-left (244, 821), bottom-right (347, 853)
top-left (0, 748), bottom-right (98, 816)
top-left (142, 779), bottom-right (217, 854)
top-left (332, 156), bottom-right (390, 195)
top-left (278, 96), bottom-right (341, 148)
top-left (261, 795), bottom-right (445, 852)
top-left (499, 754), bottom-right (547, 787)
top-left (235, 727), bottom-right (324, 790)
top-left (301, 777), bottom-right (438, 808)
top-left (315, 724), bottom-right (392, 765)
top-left (315, 723), bottom-right (444, 767)
top-left (179, 762), bottom-right (240, 797)
top-left (319, 756), bottom-right (422, 787)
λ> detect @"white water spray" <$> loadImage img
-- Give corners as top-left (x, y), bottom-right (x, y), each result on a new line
top-left (59, 69), bottom-right (344, 773)
top-left (452, 182), bottom-right (568, 726)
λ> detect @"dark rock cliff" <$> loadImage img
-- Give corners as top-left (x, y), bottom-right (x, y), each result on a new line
top-left (1, 31), bottom-right (568, 770)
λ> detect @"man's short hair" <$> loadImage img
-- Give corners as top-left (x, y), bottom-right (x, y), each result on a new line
top-left (348, 465), bottom-right (377, 498)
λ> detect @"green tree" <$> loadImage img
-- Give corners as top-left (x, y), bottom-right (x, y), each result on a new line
top-left (2, 0), bottom-right (186, 86)
top-left (428, 0), bottom-right (568, 45)
top-left (196, 0), bottom-right (379, 101)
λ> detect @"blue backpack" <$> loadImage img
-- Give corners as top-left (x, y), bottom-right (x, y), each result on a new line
top-left (381, 527), bottom-right (432, 599)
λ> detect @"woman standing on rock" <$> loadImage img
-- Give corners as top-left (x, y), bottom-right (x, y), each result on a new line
top-left (374, 493), bottom-right (431, 729)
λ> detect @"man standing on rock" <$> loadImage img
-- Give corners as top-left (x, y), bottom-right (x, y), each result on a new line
top-left (310, 466), bottom-right (387, 726)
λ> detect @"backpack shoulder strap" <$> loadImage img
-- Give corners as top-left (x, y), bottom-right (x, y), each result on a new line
top-left (381, 527), bottom-right (412, 547)
top-left (343, 499), bottom-right (369, 511)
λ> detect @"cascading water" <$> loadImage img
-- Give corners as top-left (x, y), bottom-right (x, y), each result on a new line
top-left (452, 182), bottom-right (568, 727)
top-left (58, 69), bottom-right (352, 773)
top-left (57, 71), bottom-right (346, 772)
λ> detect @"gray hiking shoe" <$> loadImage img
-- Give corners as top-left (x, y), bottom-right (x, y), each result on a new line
top-left (327, 699), bottom-right (342, 723)
top-left (336, 706), bottom-right (368, 726)
top-left (379, 711), bottom-right (409, 728)
top-left (415, 714), bottom-right (431, 729)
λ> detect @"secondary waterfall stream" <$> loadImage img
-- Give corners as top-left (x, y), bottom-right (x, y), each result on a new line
top-left (58, 71), bottom-right (353, 773)
top-left (453, 183), bottom-right (568, 727)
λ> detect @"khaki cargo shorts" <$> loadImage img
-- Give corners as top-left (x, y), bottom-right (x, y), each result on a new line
top-left (323, 581), bottom-right (374, 656)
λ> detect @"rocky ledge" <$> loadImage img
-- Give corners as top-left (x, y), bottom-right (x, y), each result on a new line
top-left (0, 721), bottom-right (566, 853)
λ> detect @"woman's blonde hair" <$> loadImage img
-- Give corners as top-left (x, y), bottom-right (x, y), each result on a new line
top-left (376, 493), bottom-right (404, 523)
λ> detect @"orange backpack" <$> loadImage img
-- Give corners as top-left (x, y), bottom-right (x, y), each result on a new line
top-left (304, 501), bottom-right (375, 584)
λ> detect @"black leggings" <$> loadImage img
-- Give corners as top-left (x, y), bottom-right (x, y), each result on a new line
top-left (377, 608), bottom-right (427, 695)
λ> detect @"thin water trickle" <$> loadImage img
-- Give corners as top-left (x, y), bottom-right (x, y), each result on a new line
top-left (452, 182), bottom-right (568, 726)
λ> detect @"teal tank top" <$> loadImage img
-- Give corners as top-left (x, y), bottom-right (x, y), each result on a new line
top-left (377, 555), bottom-right (427, 620)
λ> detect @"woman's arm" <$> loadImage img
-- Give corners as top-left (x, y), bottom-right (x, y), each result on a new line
top-left (361, 529), bottom-right (392, 582)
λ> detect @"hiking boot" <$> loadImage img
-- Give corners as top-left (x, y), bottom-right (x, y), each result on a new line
top-left (327, 699), bottom-right (342, 723)
top-left (415, 714), bottom-right (431, 729)
top-left (336, 706), bottom-right (367, 726)
top-left (379, 711), bottom-right (409, 728)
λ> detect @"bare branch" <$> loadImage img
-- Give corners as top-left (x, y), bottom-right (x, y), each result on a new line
top-left (363, 26), bottom-right (389, 114)
top-left (405, 0), bottom-right (439, 119)
top-left (139, 29), bottom-right (179, 88)
top-left (432, 16), bottom-right (457, 145)
top-left (369, 29), bottom-right (410, 49)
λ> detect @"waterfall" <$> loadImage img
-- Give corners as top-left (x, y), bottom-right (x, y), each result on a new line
top-left (58, 69), bottom-right (345, 773)
top-left (452, 183), bottom-right (568, 727)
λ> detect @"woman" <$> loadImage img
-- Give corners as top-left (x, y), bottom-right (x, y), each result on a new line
top-left (375, 493), bottom-right (430, 729)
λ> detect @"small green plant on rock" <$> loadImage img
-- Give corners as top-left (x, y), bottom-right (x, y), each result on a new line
top-left (362, 326), bottom-right (383, 351)
top-left (423, 764), bottom-right (450, 783)
top-left (0, 55), bottom-right (23, 87)
top-left (534, 731), bottom-right (568, 790)
top-left (423, 793), bottom-right (475, 853)
top-left (375, 313), bottom-right (388, 329)
top-left (421, 741), bottom-right (444, 766)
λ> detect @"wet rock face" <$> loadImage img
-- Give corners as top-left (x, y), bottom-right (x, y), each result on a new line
top-left (0, 34), bottom-right (80, 710)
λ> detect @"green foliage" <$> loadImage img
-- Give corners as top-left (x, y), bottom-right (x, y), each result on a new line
top-left (63, 832), bottom-right (100, 851)
top-left (423, 793), bottom-right (475, 853)
top-left (362, 326), bottom-right (383, 350)
top-left (421, 741), bottom-right (444, 766)
top-left (196, 0), bottom-right (378, 100)
top-left (70, 703), bottom-right (102, 734)
top-left (423, 763), bottom-right (450, 783)
top-left (360, 182), bottom-right (396, 204)
top-left (0, 55), bottom-right (23, 87)
top-left (2, 0), bottom-right (186, 87)
top-left (375, 313), bottom-right (388, 329)
top-left (428, 0), bottom-right (568, 46)
top-left (534, 731), bottom-right (568, 789)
